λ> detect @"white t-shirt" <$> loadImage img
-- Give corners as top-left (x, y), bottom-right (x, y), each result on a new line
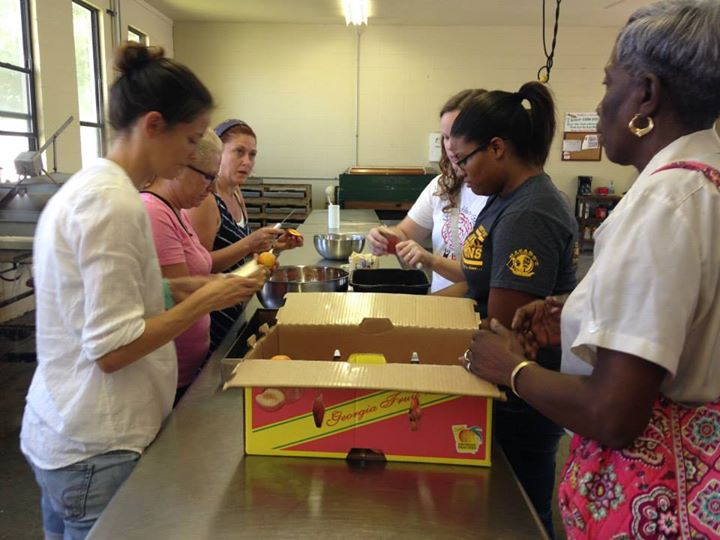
top-left (21, 159), bottom-right (177, 470)
top-left (561, 129), bottom-right (720, 404)
top-left (407, 175), bottom-right (488, 292)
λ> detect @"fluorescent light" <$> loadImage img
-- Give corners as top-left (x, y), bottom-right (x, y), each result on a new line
top-left (343, 0), bottom-right (368, 26)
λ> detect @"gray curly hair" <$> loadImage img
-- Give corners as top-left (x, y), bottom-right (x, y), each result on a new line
top-left (191, 128), bottom-right (222, 173)
top-left (615, 0), bottom-right (720, 129)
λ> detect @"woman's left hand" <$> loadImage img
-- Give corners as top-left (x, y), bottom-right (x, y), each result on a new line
top-left (462, 318), bottom-right (527, 387)
top-left (395, 240), bottom-right (432, 269)
top-left (274, 231), bottom-right (304, 252)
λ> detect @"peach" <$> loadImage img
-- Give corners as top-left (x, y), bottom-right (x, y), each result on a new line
top-left (257, 251), bottom-right (277, 269)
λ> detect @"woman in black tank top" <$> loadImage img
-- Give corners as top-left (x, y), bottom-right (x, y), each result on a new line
top-left (187, 119), bottom-right (303, 351)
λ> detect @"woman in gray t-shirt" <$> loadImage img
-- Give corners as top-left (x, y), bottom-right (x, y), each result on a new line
top-left (446, 81), bottom-right (578, 539)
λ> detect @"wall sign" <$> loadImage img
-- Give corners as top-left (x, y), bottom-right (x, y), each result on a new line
top-left (562, 112), bottom-right (602, 161)
top-left (564, 112), bottom-right (599, 132)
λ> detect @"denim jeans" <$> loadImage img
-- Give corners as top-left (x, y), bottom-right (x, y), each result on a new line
top-left (28, 450), bottom-right (140, 540)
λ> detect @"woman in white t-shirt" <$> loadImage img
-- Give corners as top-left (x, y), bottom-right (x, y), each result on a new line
top-left (367, 89), bottom-right (488, 292)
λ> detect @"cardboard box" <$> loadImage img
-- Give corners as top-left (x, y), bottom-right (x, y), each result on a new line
top-left (224, 293), bottom-right (504, 467)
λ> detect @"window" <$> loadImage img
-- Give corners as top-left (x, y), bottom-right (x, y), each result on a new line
top-left (128, 26), bottom-right (147, 45)
top-left (0, 0), bottom-right (37, 182)
top-left (72, 1), bottom-right (104, 166)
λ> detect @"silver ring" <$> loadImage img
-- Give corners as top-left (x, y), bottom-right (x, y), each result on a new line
top-left (465, 360), bottom-right (472, 372)
top-left (463, 348), bottom-right (472, 371)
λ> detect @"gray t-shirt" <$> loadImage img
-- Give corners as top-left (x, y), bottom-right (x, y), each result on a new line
top-left (461, 174), bottom-right (578, 318)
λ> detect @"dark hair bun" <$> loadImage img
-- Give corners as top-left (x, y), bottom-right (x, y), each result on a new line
top-left (114, 41), bottom-right (165, 75)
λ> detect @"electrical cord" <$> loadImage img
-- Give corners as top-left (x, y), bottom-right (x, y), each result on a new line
top-left (537, 0), bottom-right (562, 83)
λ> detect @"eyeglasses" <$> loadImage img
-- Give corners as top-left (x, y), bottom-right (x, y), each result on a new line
top-left (455, 143), bottom-right (489, 170)
top-left (187, 164), bottom-right (216, 184)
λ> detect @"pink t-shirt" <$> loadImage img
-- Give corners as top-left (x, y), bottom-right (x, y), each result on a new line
top-left (141, 193), bottom-right (213, 388)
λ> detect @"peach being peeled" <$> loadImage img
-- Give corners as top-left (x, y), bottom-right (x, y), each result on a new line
top-left (257, 251), bottom-right (277, 269)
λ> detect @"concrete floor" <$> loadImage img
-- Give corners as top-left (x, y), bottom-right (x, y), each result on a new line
top-left (0, 361), bottom-right (42, 540)
top-left (0, 255), bottom-right (590, 539)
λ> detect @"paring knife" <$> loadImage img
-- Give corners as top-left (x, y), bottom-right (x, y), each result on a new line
top-left (270, 209), bottom-right (297, 254)
top-left (272, 209), bottom-right (296, 229)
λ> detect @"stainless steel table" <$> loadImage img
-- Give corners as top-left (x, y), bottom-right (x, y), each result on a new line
top-left (87, 209), bottom-right (547, 539)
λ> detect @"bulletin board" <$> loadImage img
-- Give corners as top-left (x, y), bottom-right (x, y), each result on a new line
top-left (562, 132), bottom-right (602, 161)
top-left (562, 113), bottom-right (601, 161)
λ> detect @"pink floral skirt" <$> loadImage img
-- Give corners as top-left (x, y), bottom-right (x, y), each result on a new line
top-left (558, 396), bottom-right (720, 539)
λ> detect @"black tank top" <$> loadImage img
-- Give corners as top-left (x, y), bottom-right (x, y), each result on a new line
top-left (210, 192), bottom-right (252, 351)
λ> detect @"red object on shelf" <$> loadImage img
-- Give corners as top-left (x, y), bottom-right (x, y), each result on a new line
top-left (595, 207), bottom-right (608, 219)
top-left (595, 187), bottom-right (609, 195)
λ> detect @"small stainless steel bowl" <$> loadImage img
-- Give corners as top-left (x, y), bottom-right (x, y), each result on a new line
top-left (257, 265), bottom-right (349, 308)
top-left (313, 233), bottom-right (366, 260)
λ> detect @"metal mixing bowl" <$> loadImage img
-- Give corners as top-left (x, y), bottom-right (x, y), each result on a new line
top-left (257, 265), bottom-right (349, 308)
top-left (313, 233), bottom-right (366, 260)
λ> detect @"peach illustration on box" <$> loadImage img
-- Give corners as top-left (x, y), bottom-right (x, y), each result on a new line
top-left (452, 425), bottom-right (484, 454)
top-left (255, 387), bottom-right (305, 411)
top-left (255, 388), bottom-right (286, 411)
top-left (254, 355), bottom-right (305, 412)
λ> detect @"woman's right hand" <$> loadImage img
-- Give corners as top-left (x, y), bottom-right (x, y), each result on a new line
top-left (196, 272), bottom-right (268, 312)
top-left (367, 227), bottom-right (399, 255)
top-left (245, 226), bottom-right (285, 253)
top-left (395, 240), bottom-right (432, 269)
top-left (510, 295), bottom-right (567, 359)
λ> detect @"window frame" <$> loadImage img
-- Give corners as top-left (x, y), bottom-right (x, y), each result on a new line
top-left (72, 0), bottom-right (106, 160)
top-left (0, 0), bottom-right (39, 152)
top-left (128, 26), bottom-right (148, 45)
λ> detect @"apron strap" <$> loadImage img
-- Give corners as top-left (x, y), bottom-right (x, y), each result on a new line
top-left (652, 160), bottom-right (720, 189)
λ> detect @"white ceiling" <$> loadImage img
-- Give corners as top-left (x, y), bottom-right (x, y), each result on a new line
top-left (143, 0), bottom-right (649, 27)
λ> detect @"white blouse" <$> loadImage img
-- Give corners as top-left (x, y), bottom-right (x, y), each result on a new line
top-left (561, 129), bottom-right (720, 404)
top-left (21, 159), bottom-right (177, 469)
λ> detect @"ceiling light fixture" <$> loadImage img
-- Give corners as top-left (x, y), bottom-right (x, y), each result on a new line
top-left (343, 0), bottom-right (368, 26)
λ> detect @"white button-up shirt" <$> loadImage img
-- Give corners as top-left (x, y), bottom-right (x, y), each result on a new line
top-left (561, 129), bottom-right (720, 404)
top-left (21, 159), bottom-right (177, 470)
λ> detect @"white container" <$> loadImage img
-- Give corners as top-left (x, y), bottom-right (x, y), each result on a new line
top-left (328, 204), bottom-right (340, 230)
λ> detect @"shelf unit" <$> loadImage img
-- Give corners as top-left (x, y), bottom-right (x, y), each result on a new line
top-left (240, 183), bottom-right (312, 229)
top-left (575, 194), bottom-right (622, 251)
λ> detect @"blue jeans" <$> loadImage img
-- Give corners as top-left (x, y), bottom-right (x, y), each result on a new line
top-left (28, 450), bottom-right (140, 540)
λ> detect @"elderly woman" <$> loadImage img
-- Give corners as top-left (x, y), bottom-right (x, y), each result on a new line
top-left (465, 1), bottom-right (720, 538)
top-left (188, 119), bottom-right (302, 350)
top-left (141, 129), bottom-right (225, 402)
top-left (367, 89), bottom-right (488, 292)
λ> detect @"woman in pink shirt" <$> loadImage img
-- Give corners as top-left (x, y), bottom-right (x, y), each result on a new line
top-left (141, 129), bottom-right (222, 402)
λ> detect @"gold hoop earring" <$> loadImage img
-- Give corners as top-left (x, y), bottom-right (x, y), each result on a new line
top-left (628, 114), bottom-right (654, 138)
